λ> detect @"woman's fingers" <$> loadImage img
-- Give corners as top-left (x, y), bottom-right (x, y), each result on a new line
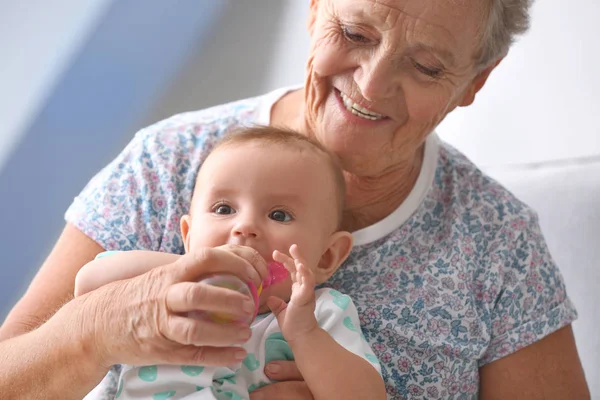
top-left (165, 281), bottom-right (254, 317)
top-left (85, 253), bottom-right (262, 369)
top-left (219, 244), bottom-right (269, 282)
top-left (264, 360), bottom-right (304, 381)
top-left (163, 314), bottom-right (251, 347)
top-left (171, 246), bottom-right (268, 287)
top-left (91, 245), bottom-right (269, 369)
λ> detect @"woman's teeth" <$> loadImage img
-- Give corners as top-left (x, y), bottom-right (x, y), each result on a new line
top-left (340, 92), bottom-right (385, 120)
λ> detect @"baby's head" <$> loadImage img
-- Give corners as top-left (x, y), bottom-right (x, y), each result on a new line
top-left (180, 126), bottom-right (352, 311)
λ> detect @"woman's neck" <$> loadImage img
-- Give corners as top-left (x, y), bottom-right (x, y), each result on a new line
top-left (270, 88), bottom-right (425, 232)
top-left (341, 147), bottom-right (424, 232)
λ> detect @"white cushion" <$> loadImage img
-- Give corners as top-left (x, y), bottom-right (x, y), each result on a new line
top-left (483, 156), bottom-right (600, 395)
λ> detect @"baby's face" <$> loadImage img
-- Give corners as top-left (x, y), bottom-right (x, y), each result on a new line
top-left (183, 142), bottom-right (341, 311)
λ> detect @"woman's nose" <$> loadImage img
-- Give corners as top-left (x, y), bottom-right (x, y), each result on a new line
top-left (354, 54), bottom-right (402, 101)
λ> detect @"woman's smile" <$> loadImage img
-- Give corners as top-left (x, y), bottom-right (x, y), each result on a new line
top-left (336, 89), bottom-right (388, 121)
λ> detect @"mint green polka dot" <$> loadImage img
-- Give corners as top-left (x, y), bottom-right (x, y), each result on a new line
top-left (267, 332), bottom-right (286, 341)
top-left (248, 381), bottom-right (269, 392)
top-left (329, 289), bottom-right (351, 310)
top-left (265, 332), bottom-right (294, 364)
top-left (152, 390), bottom-right (176, 400)
top-left (242, 353), bottom-right (261, 371)
top-left (181, 365), bottom-right (204, 376)
top-left (138, 365), bottom-right (158, 382)
top-left (365, 354), bottom-right (380, 364)
top-left (343, 316), bottom-right (358, 332)
top-left (196, 386), bottom-right (205, 391)
top-left (213, 371), bottom-right (237, 386)
top-left (95, 251), bottom-right (120, 259)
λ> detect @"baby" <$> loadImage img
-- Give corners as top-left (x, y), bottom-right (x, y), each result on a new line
top-left (76, 126), bottom-right (385, 400)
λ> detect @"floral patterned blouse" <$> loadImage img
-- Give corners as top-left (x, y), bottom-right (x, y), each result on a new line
top-left (67, 87), bottom-right (577, 400)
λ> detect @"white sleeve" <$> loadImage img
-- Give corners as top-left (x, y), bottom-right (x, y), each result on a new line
top-left (313, 288), bottom-right (382, 374)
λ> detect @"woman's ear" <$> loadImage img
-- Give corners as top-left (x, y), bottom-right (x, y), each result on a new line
top-left (307, 0), bottom-right (320, 35)
top-left (180, 215), bottom-right (192, 253)
top-left (459, 57), bottom-right (503, 107)
top-left (314, 231), bottom-right (353, 284)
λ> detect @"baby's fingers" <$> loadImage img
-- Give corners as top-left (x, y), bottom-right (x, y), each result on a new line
top-left (289, 245), bottom-right (311, 273)
top-left (289, 244), bottom-right (306, 264)
top-left (297, 262), bottom-right (315, 288)
top-left (290, 262), bottom-right (315, 305)
top-left (272, 250), bottom-right (292, 264)
top-left (273, 250), bottom-right (297, 276)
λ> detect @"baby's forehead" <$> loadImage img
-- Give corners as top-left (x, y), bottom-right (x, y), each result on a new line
top-left (199, 140), bottom-right (328, 178)
top-left (194, 140), bottom-right (342, 212)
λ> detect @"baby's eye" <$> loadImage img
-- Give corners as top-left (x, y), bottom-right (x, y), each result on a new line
top-left (269, 210), bottom-right (292, 222)
top-left (214, 204), bottom-right (234, 215)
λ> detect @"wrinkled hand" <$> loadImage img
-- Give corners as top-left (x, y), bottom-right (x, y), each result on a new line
top-left (250, 361), bottom-right (313, 400)
top-left (267, 244), bottom-right (318, 343)
top-left (78, 245), bottom-right (267, 369)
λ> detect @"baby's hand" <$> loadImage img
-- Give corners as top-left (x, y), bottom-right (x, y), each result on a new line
top-left (267, 244), bottom-right (318, 342)
top-left (275, 245), bottom-right (315, 307)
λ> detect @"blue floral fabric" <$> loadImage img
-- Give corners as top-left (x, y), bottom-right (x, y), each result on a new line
top-left (66, 93), bottom-right (577, 400)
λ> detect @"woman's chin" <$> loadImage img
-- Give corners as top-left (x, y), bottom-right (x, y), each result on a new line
top-left (318, 119), bottom-right (394, 159)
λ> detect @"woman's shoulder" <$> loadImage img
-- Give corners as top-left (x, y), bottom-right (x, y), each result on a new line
top-left (136, 95), bottom-right (264, 153)
top-left (433, 140), bottom-right (537, 224)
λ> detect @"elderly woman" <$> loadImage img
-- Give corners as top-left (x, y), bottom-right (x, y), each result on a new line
top-left (0, 0), bottom-right (590, 399)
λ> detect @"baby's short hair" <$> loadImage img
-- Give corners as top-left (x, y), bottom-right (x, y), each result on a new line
top-left (209, 125), bottom-right (346, 226)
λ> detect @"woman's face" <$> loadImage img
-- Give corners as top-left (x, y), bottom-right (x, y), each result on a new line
top-left (305, 0), bottom-right (494, 174)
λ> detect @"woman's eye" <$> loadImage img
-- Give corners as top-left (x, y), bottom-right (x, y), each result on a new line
top-left (342, 26), bottom-right (369, 44)
top-left (269, 210), bottom-right (292, 222)
top-left (412, 60), bottom-right (442, 78)
top-left (214, 204), bottom-right (234, 215)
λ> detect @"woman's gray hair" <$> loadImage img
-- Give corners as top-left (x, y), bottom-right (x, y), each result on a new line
top-left (476, 0), bottom-right (533, 68)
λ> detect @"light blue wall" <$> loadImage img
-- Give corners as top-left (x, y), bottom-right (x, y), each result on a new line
top-left (0, 0), bottom-right (113, 171)
top-left (0, 0), bottom-right (227, 318)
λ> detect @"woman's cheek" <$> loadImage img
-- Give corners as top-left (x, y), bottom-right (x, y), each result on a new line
top-left (310, 34), bottom-right (353, 77)
top-left (403, 81), bottom-right (454, 122)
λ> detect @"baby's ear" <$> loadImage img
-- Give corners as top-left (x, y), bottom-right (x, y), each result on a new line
top-left (180, 215), bottom-right (192, 253)
top-left (314, 231), bottom-right (353, 284)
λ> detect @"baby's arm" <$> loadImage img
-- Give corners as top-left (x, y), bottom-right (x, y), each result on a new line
top-left (74, 250), bottom-right (181, 296)
top-left (269, 249), bottom-right (387, 400)
top-left (290, 321), bottom-right (386, 399)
